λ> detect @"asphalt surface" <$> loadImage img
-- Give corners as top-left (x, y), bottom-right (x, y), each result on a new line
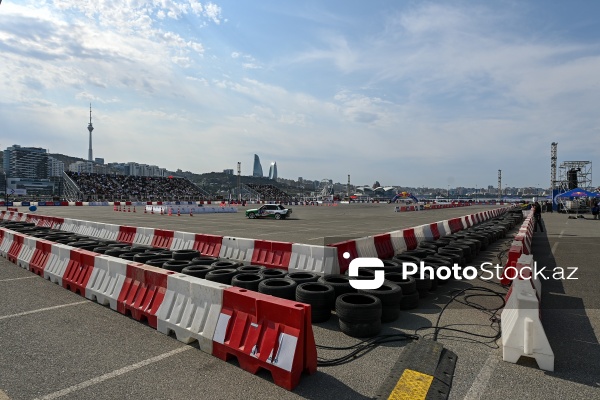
top-left (0, 206), bottom-right (598, 400)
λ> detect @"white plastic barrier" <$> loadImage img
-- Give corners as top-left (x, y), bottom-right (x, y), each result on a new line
top-left (44, 244), bottom-right (72, 285)
top-left (354, 236), bottom-right (378, 258)
top-left (441, 220), bottom-right (451, 237)
top-left (413, 224), bottom-right (432, 242)
top-left (289, 244), bottom-right (340, 275)
top-left (0, 229), bottom-right (14, 257)
top-left (133, 227), bottom-right (155, 246)
top-left (501, 255), bottom-right (554, 371)
top-left (16, 236), bottom-right (37, 270)
top-left (156, 274), bottom-right (229, 353)
top-left (85, 255), bottom-right (128, 310)
top-left (102, 224), bottom-right (120, 241)
top-left (170, 232), bottom-right (196, 251)
top-left (61, 218), bottom-right (77, 233)
top-left (388, 230), bottom-right (408, 254)
top-left (219, 237), bottom-right (255, 263)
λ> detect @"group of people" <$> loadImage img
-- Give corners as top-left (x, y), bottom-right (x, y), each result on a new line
top-left (66, 172), bottom-right (204, 202)
top-left (246, 183), bottom-right (292, 201)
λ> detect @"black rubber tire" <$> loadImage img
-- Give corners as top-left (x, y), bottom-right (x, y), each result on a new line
top-left (295, 282), bottom-right (335, 323)
top-left (128, 246), bottom-right (151, 254)
top-left (67, 240), bottom-right (99, 248)
top-left (400, 291), bottom-right (420, 310)
top-left (236, 265), bottom-right (266, 273)
top-left (181, 265), bottom-right (214, 279)
top-left (382, 273), bottom-right (417, 295)
top-left (92, 246), bottom-right (112, 254)
top-left (258, 278), bottom-right (298, 300)
top-left (285, 272), bottom-right (320, 284)
top-left (275, 213), bottom-right (282, 220)
top-left (260, 269), bottom-right (288, 278)
top-left (296, 282), bottom-right (336, 310)
top-left (156, 250), bottom-right (174, 258)
top-left (318, 274), bottom-right (356, 304)
top-left (336, 293), bottom-right (382, 324)
top-left (403, 249), bottom-right (433, 258)
top-left (231, 273), bottom-right (265, 291)
top-left (133, 252), bottom-right (164, 263)
top-left (205, 268), bottom-right (238, 284)
top-left (414, 275), bottom-right (433, 292)
top-left (359, 280), bottom-right (403, 323)
top-left (339, 319), bottom-right (382, 338)
top-left (211, 260), bottom-right (243, 269)
top-left (118, 252), bottom-right (138, 261)
top-left (190, 256), bottom-right (219, 266)
top-left (104, 248), bottom-right (130, 257)
top-left (163, 260), bottom-right (191, 273)
top-left (107, 243), bottom-right (130, 248)
top-left (393, 254), bottom-right (421, 264)
top-left (172, 249), bottom-right (200, 261)
top-left (437, 248), bottom-right (463, 265)
top-left (145, 258), bottom-right (174, 268)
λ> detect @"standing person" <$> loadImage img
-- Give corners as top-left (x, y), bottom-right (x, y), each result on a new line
top-left (592, 202), bottom-right (599, 220)
top-left (547, 200), bottom-right (553, 213)
top-left (533, 201), bottom-right (544, 232)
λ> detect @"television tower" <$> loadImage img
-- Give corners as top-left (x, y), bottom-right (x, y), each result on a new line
top-left (87, 104), bottom-right (94, 161)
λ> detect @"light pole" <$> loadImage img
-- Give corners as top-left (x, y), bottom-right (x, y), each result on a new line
top-left (237, 162), bottom-right (241, 202)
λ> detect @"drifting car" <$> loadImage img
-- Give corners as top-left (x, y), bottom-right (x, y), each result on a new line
top-left (245, 204), bottom-right (292, 220)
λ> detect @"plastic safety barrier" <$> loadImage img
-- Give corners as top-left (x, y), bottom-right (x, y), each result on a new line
top-left (133, 227), bottom-right (155, 246)
top-left (402, 228), bottom-right (418, 250)
top-left (16, 236), bottom-right (37, 270)
top-left (191, 234), bottom-right (223, 257)
top-left (44, 243), bottom-right (73, 285)
top-left (288, 244), bottom-right (339, 275)
top-left (29, 239), bottom-right (53, 276)
top-left (156, 274), bottom-right (229, 353)
top-left (85, 255), bottom-right (128, 310)
top-left (0, 229), bottom-right (13, 257)
top-left (151, 229), bottom-right (175, 249)
top-left (251, 240), bottom-right (293, 269)
top-left (116, 262), bottom-right (174, 328)
top-left (117, 226), bottom-right (137, 244)
top-left (212, 287), bottom-right (317, 390)
top-left (62, 249), bottom-right (98, 296)
top-left (327, 240), bottom-right (358, 274)
top-left (501, 254), bottom-right (553, 371)
top-left (429, 223), bottom-right (441, 240)
top-left (219, 236), bottom-right (255, 263)
top-left (7, 233), bottom-right (25, 263)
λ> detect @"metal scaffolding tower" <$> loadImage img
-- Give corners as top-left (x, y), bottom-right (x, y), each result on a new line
top-left (497, 170), bottom-right (502, 200)
top-left (557, 161), bottom-right (592, 192)
top-left (551, 142), bottom-right (557, 192)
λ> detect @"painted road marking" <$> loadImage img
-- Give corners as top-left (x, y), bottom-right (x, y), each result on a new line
top-left (463, 353), bottom-right (500, 400)
top-left (34, 347), bottom-right (191, 400)
top-left (0, 301), bottom-right (88, 321)
top-left (0, 276), bottom-right (36, 283)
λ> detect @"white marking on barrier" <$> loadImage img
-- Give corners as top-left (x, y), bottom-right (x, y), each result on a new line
top-left (0, 276), bottom-right (37, 283)
top-left (343, 252), bottom-right (350, 259)
top-left (34, 347), bottom-right (191, 400)
top-left (0, 301), bottom-right (88, 321)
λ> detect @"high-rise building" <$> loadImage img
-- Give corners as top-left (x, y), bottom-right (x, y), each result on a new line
top-left (3, 145), bottom-right (49, 179)
top-left (252, 154), bottom-right (263, 177)
top-left (48, 157), bottom-right (65, 177)
top-left (268, 161), bottom-right (278, 180)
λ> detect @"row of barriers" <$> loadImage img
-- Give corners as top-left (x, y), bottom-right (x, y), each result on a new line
top-left (0, 210), bottom-right (340, 276)
top-left (0, 226), bottom-right (317, 390)
top-left (499, 211), bottom-right (554, 371)
top-left (329, 208), bottom-right (511, 273)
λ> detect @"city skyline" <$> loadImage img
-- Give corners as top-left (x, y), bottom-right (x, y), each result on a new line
top-left (1, 1), bottom-right (599, 187)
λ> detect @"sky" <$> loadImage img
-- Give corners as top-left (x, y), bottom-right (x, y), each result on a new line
top-left (1, 0), bottom-right (600, 189)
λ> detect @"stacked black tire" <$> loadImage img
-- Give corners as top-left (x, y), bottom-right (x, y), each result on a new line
top-left (335, 293), bottom-right (382, 337)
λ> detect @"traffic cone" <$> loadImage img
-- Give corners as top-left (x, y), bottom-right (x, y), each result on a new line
top-left (177, 208), bottom-right (181, 217)
top-left (128, 206), bottom-right (131, 212)
top-left (113, 205), bottom-right (117, 211)
top-left (133, 206), bottom-right (136, 213)
top-left (160, 208), bottom-right (163, 215)
top-left (168, 208), bottom-right (172, 216)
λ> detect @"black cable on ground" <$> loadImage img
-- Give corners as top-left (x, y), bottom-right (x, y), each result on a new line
top-left (316, 333), bottom-right (419, 367)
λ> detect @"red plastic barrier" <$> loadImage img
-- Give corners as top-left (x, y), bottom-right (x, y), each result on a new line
top-left (448, 218), bottom-right (463, 233)
top-left (429, 223), bottom-right (441, 240)
top-left (251, 240), bottom-right (292, 269)
top-left (117, 226), bottom-right (137, 244)
top-left (213, 287), bottom-right (317, 390)
top-left (29, 240), bottom-right (53, 276)
top-left (403, 229), bottom-right (418, 250)
top-left (75, 202), bottom-right (83, 206)
top-left (157, 201), bottom-right (163, 205)
top-left (327, 240), bottom-right (358, 274)
top-left (374, 234), bottom-right (395, 259)
top-left (192, 234), bottom-right (223, 257)
top-left (501, 242), bottom-right (524, 286)
top-left (117, 263), bottom-right (174, 328)
top-left (7, 233), bottom-right (25, 263)
top-left (125, 201), bottom-right (132, 206)
top-left (151, 229), bottom-right (175, 249)
top-left (63, 249), bottom-right (98, 296)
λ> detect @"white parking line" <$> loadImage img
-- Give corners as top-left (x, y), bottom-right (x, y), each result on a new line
top-left (0, 276), bottom-right (37, 283)
top-left (559, 229), bottom-right (565, 238)
top-left (0, 389), bottom-right (10, 400)
top-left (551, 242), bottom-right (559, 256)
top-left (0, 301), bottom-right (89, 321)
top-left (463, 353), bottom-right (500, 400)
top-left (34, 347), bottom-right (191, 400)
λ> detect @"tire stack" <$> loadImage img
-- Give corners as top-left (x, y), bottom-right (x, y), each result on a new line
top-left (358, 280), bottom-right (402, 322)
top-left (335, 293), bottom-right (382, 337)
top-left (296, 282), bottom-right (335, 323)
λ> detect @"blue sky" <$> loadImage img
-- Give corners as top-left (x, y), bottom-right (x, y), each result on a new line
top-left (1, 0), bottom-right (599, 189)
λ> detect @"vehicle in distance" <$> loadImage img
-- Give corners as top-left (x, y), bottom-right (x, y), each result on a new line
top-left (245, 204), bottom-right (292, 220)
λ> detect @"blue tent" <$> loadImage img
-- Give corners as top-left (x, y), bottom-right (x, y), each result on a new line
top-left (555, 188), bottom-right (600, 198)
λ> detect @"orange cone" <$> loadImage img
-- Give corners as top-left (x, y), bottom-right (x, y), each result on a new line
top-left (168, 208), bottom-right (172, 216)
top-left (144, 207), bottom-right (147, 214)
top-left (133, 206), bottom-right (136, 213)
top-left (177, 208), bottom-right (181, 217)
top-left (128, 206), bottom-right (131, 212)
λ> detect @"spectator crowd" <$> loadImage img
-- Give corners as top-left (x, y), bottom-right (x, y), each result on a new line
top-left (246, 183), bottom-right (292, 201)
top-left (66, 172), bottom-right (204, 201)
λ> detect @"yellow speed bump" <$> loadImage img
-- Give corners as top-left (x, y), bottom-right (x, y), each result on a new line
top-left (388, 369), bottom-right (434, 400)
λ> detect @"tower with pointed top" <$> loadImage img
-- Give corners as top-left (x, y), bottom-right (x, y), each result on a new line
top-left (87, 104), bottom-right (94, 162)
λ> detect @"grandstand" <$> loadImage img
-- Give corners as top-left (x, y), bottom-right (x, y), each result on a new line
top-left (245, 183), bottom-right (291, 201)
top-left (65, 172), bottom-right (205, 202)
